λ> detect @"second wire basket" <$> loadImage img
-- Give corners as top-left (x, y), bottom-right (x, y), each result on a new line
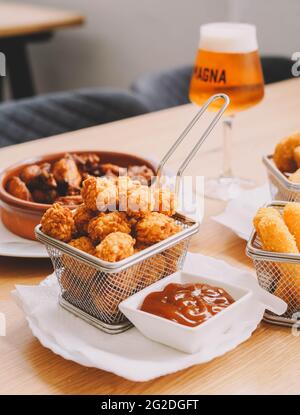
top-left (263, 155), bottom-right (300, 202)
top-left (246, 201), bottom-right (300, 327)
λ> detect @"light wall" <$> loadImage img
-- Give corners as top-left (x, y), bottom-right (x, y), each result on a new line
top-left (18, 0), bottom-right (298, 93)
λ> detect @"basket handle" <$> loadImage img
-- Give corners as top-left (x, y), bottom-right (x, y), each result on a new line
top-left (156, 93), bottom-right (230, 194)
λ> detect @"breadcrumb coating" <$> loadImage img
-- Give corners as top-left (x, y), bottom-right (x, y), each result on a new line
top-left (258, 214), bottom-right (300, 307)
top-left (88, 211), bottom-right (131, 243)
top-left (273, 132), bottom-right (300, 172)
top-left (253, 206), bottom-right (300, 311)
top-left (73, 204), bottom-right (95, 235)
top-left (126, 185), bottom-right (154, 217)
top-left (68, 236), bottom-right (95, 254)
top-left (116, 176), bottom-right (140, 211)
top-left (136, 212), bottom-right (181, 244)
top-left (253, 207), bottom-right (281, 239)
top-left (153, 188), bottom-right (177, 216)
top-left (95, 232), bottom-right (135, 262)
top-left (283, 203), bottom-right (300, 250)
top-left (41, 203), bottom-right (75, 242)
top-left (82, 176), bottom-right (117, 211)
top-left (257, 215), bottom-right (298, 254)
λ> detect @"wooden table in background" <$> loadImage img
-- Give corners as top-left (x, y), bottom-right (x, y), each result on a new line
top-left (0, 2), bottom-right (84, 100)
top-left (1, 78), bottom-right (300, 395)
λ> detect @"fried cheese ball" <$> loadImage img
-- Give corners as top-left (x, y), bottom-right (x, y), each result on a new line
top-left (136, 212), bottom-right (181, 244)
top-left (283, 203), bottom-right (300, 250)
top-left (7, 176), bottom-right (32, 201)
top-left (88, 211), bottom-right (131, 243)
top-left (73, 204), bottom-right (95, 235)
top-left (52, 155), bottom-right (82, 188)
top-left (273, 132), bottom-right (300, 172)
top-left (288, 168), bottom-right (300, 183)
top-left (153, 187), bottom-right (177, 216)
top-left (253, 207), bottom-right (281, 239)
top-left (126, 185), bottom-right (154, 217)
top-left (41, 203), bottom-right (75, 242)
top-left (81, 176), bottom-right (117, 211)
top-left (95, 232), bottom-right (135, 262)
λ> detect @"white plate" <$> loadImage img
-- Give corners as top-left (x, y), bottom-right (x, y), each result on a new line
top-left (12, 253), bottom-right (286, 381)
top-left (0, 219), bottom-right (47, 258)
top-left (120, 270), bottom-right (286, 354)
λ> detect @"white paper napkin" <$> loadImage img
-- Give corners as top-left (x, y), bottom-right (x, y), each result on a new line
top-left (212, 184), bottom-right (271, 240)
top-left (12, 252), bottom-right (282, 382)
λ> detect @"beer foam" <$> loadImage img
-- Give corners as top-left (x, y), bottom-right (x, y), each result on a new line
top-left (199, 23), bottom-right (258, 53)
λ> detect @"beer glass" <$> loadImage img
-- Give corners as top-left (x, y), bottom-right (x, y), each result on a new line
top-left (189, 23), bottom-right (264, 200)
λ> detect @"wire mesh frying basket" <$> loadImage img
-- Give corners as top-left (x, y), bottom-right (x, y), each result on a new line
top-left (263, 155), bottom-right (300, 202)
top-left (35, 93), bottom-right (230, 334)
top-left (36, 214), bottom-right (196, 333)
top-left (246, 201), bottom-right (300, 327)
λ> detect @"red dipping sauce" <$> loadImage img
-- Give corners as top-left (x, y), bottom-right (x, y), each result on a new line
top-left (140, 282), bottom-right (235, 327)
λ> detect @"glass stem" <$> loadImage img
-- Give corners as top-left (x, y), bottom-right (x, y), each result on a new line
top-left (221, 115), bottom-right (234, 178)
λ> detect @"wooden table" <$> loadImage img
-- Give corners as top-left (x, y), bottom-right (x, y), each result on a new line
top-left (1, 78), bottom-right (300, 395)
top-left (0, 2), bottom-right (84, 100)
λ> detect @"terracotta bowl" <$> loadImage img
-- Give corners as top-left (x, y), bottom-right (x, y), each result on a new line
top-left (0, 151), bottom-right (156, 240)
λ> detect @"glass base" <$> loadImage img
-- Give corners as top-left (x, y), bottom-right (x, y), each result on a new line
top-left (205, 176), bottom-right (255, 201)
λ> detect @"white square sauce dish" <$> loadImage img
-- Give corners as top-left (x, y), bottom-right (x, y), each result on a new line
top-left (120, 271), bottom-right (257, 354)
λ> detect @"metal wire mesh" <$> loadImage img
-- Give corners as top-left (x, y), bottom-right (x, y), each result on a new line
top-left (43, 218), bottom-right (192, 328)
top-left (267, 170), bottom-right (300, 202)
top-left (248, 214), bottom-right (300, 322)
top-left (253, 258), bottom-right (300, 319)
top-left (264, 156), bottom-right (300, 202)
